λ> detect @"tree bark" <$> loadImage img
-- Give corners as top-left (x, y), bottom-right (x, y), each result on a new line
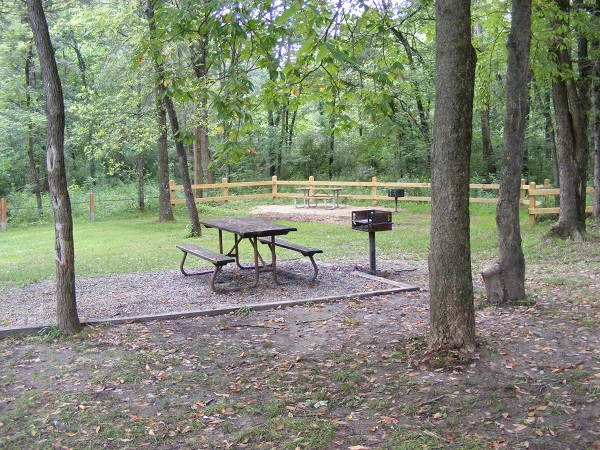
top-left (480, 104), bottom-right (496, 177)
top-left (428, 0), bottom-right (476, 354)
top-left (25, 43), bottom-right (43, 218)
top-left (547, 0), bottom-right (589, 241)
top-left (146, 0), bottom-right (174, 223)
top-left (164, 94), bottom-right (202, 237)
top-left (155, 81), bottom-right (174, 222)
top-left (190, 39), bottom-right (214, 188)
top-left (27, 0), bottom-right (81, 334)
top-left (484, 0), bottom-right (531, 304)
top-left (593, 40), bottom-right (600, 221)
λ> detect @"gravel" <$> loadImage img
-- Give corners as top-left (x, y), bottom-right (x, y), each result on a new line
top-left (1, 259), bottom-right (426, 329)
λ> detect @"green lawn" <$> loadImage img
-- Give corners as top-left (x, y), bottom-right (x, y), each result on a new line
top-left (0, 202), bottom-right (550, 287)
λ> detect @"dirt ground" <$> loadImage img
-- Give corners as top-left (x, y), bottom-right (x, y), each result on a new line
top-left (0, 206), bottom-right (598, 449)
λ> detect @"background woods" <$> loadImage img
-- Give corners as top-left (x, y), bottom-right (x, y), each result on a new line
top-left (0, 0), bottom-right (597, 202)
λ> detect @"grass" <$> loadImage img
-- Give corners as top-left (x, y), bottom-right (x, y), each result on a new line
top-left (0, 200), bottom-right (552, 288)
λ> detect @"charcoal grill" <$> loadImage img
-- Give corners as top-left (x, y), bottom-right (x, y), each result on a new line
top-left (351, 210), bottom-right (393, 274)
top-left (387, 188), bottom-right (405, 212)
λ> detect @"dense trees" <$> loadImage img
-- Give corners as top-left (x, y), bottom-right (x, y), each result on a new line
top-left (2, 0), bottom-right (596, 198)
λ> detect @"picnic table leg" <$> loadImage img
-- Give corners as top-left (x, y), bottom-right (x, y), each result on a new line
top-left (179, 251), bottom-right (213, 277)
top-left (250, 237), bottom-right (261, 287)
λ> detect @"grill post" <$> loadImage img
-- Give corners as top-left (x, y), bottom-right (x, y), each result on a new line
top-left (368, 231), bottom-right (376, 274)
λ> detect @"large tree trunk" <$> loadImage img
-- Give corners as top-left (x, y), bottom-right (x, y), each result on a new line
top-left (483, 0), bottom-right (531, 304)
top-left (428, 0), bottom-right (476, 354)
top-left (27, 0), bottom-right (80, 334)
top-left (548, 0), bottom-right (590, 241)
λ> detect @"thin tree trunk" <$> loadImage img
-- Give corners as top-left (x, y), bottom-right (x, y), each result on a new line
top-left (484, 0), bottom-right (531, 304)
top-left (480, 105), bottom-right (496, 177)
top-left (27, 0), bottom-right (80, 334)
top-left (593, 41), bottom-right (600, 221)
top-left (25, 44), bottom-right (43, 218)
top-left (428, 0), bottom-right (476, 354)
top-left (147, 0), bottom-right (174, 223)
top-left (145, 0), bottom-right (200, 236)
top-left (164, 95), bottom-right (201, 236)
top-left (155, 82), bottom-right (174, 222)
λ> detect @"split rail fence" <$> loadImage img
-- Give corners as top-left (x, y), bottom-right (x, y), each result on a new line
top-left (0, 177), bottom-right (595, 230)
top-left (169, 176), bottom-right (595, 224)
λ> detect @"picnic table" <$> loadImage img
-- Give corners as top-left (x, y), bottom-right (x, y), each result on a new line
top-left (197, 217), bottom-right (296, 287)
top-left (296, 187), bottom-right (343, 209)
top-left (177, 217), bottom-right (323, 291)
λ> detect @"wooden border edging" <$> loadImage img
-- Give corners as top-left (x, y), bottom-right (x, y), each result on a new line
top-left (0, 281), bottom-right (419, 339)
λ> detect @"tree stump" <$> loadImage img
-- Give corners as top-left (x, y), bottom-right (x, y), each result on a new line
top-left (481, 263), bottom-right (507, 305)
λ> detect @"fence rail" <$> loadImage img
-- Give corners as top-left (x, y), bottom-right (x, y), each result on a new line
top-left (1, 177), bottom-right (595, 230)
top-left (168, 176), bottom-right (504, 207)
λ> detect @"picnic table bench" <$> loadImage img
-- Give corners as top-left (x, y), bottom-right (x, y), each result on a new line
top-left (258, 237), bottom-right (323, 280)
top-left (176, 243), bottom-right (235, 292)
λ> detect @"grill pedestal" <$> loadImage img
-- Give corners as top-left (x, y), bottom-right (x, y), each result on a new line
top-left (387, 189), bottom-right (405, 212)
top-left (351, 210), bottom-right (393, 274)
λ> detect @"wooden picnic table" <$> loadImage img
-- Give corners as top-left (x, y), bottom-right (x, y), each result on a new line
top-left (198, 217), bottom-right (298, 287)
top-left (296, 187), bottom-right (343, 209)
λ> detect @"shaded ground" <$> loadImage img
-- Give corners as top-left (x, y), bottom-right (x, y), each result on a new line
top-left (0, 208), bottom-right (598, 449)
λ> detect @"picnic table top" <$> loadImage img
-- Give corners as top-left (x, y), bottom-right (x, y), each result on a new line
top-left (198, 217), bottom-right (297, 238)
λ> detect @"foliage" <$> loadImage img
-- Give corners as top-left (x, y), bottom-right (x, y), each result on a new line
top-left (0, 0), bottom-right (597, 197)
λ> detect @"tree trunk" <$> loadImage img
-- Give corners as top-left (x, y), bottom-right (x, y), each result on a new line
top-left (155, 80), bottom-right (174, 222)
top-left (593, 41), bottom-right (600, 221)
top-left (548, 0), bottom-right (590, 241)
top-left (164, 95), bottom-right (201, 236)
top-left (190, 39), bottom-right (214, 188)
top-left (484, 0), bottom-right (531, 304)
top-left (25, 44), bottom-right (43, 218)
top-left (137, 150), bottom-right (145, 212)
top-left (428, 0), bottom-right (476, 354)
top-left (27, 0), bottom-right (80, 335)
top-left (146, 0), bottom-right (174, 224)
top-left (480, 104), bottom-right (496, 177)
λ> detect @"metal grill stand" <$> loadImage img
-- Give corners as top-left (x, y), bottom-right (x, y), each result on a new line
top-left (387, 189), bottom-right (405, 212)
top-left (351, 210), bottom-right (393, 274)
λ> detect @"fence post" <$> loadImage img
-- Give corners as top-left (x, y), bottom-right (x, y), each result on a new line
top-left (308, 175), bottom-right (315, 198)
top-left (528, 182), bottom-right (536, 224)
top-left (372, 176), bottom-right (378, 206)
top-left (520, 178), bottom-right (526, 206)
top-left (222, 178), bottom-right (229, 204)
top-left (544, 178), bottom-right (550, 204)
top-left (169, 180), bottom-right (175, 207)
top-left (90, 192), bottom-right (95, 222)
top-left (0, 198), bottom-right (6, 230)
top-left (271, 176), bottom-right (278, 205)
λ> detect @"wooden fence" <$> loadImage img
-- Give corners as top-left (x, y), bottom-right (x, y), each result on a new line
top-left (169, 176), bottom-right (595, 223)
top-left (526, 180), bottom-right (595, 224)
top-left (0, 177), bottom-right (594, 230)
top-left (170, 176), bottom-right (502, 206)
